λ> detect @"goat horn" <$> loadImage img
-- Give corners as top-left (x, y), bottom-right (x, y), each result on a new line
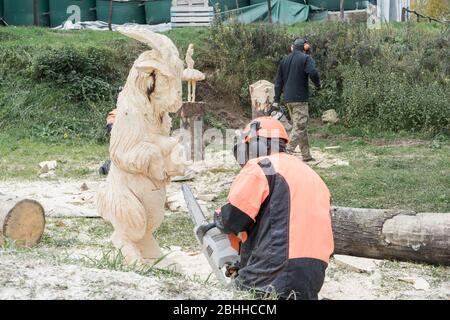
top-left (117, 26), bottom-right (179, 60)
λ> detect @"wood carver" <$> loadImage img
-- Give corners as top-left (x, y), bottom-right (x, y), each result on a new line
top-left (97, 26), bottom-right (186, 265)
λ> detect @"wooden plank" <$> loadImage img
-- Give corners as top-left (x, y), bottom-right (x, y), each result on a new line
top-left (170, 11), bottom-right (215, 17)
top-left (171, 12), bottom-right (215, 17)
top-left (171, 6), bottom-right (214, 12)
top-left (171, 16), bottom-right (213, 22)
top-left (173, 0), bottom-right (207, 4)
top-left (173, 2), bottom-right (208, 7)
top-left (171, 22), bottom-right (211, 27)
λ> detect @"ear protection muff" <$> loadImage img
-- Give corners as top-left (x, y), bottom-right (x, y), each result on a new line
top-left (233, 121), bottom-right (269, 166)
top-left (293, 37), bottom-right (311, 54)
top-left (303, 41), bottom-right (311, 53)
top-left (248, 121), bottom-right (268, 160)
top-left (233, 140), bottom-right (248, 167)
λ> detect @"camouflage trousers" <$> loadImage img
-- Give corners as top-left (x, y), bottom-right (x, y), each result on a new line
top-left (286, 102), bottom-right (312, 160)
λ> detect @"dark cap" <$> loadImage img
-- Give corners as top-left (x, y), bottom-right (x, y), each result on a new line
top-left (293, 38), bottom-right (307, 51)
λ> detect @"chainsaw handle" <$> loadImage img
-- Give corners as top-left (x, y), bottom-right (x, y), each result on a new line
top-left (196, 222), bottom-right (216, 243)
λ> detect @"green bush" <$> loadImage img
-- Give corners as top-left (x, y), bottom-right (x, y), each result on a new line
top-left (204, 21), bottom-right (292, 113)
top-left (0, 46), bottom-right (34, 74)
top-left (205, 22), bottom-right (450, 134)
top-left (31, 46), bottom-right (119, 102)
top-left (0, 24), bottom-right (448, 143)
top-left (0, 28), bottom-right (146, 142)
top-left (342, 64), bottom-right (450, 133)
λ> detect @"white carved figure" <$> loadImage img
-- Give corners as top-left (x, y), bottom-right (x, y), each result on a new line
top-left (97, 26), bottom-right (186, 265)
top-left (182, 44), bottom-right (205, 102)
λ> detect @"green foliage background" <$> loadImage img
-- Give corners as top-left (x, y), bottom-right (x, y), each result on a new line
top-left (0, 22), bottom-right (449, 144)
top-left (202, 21), bottom-right (450, 135)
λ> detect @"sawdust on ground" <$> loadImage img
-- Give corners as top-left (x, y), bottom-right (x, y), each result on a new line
top-left (0, 255), bottom-right (233, 300)
top-left (1, 148), bottom-right (448, 300)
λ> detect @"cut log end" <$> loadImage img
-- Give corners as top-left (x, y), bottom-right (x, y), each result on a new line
top-left (332, 207), bottom-right (450, 266)
top-left (1, 199), bottom-right (45, 247)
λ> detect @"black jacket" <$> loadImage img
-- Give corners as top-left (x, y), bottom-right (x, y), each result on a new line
top-left (274, 51), bottom-right (321, 103)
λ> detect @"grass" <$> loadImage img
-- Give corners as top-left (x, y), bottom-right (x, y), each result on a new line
top-left (81, 248), bottom-right (181, 278)
top-left (1, 24), bottom-right (447, 300)
top-left (2, 214), bottom-right (448, 300)
top-left (0, 216), bottom-right (249, 298)
top-left (1, 122), bottom-right (448, 212)
top-left (2, 216), bottom-right (196, 279)
top-left (0, 25), bottom-right (448, 211)
top-left (0, 26), bottom-right (208, 144)
top-left (40, 217), bottom-right (113, 249)
top-left (0, 133), bottom-right (108, 180)
top-left (155, 213), bottom-right (198, 251)
top-left (309, 123), bottom-right (450, 212)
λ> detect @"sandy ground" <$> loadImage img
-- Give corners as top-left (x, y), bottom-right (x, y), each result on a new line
top-left (0, 255), bottom-right (233, 300)
top-left (0, 147), bottom-right (348, 217)
top-left (0, 149), bottom-right (448, 300)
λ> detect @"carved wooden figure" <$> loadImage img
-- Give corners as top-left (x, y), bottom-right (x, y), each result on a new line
top-left (182, 44), bottom-right (205, 102)
top-left (249, 80), bottom-right (275, 119)
top-left (97, 26), bottom-right (186, 265)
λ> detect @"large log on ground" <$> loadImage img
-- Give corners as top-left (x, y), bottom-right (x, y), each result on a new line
top-left (0, 197), bottom-right (45, 247)
top-left (332, 207), bottom-right (450, 266)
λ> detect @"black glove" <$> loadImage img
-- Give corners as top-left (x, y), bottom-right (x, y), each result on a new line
top-left (266, 102), bottom-right (279, 116)
top-left (225, 263), bottom-right (240, 278)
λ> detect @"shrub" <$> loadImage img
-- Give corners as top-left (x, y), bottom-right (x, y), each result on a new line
top-left (205, 21), bottom-right (450, 134)
top-left (205, 21), bottom-right (292, 113)
top-left (31, 46), bottom-right (120, 102)
top-left (342, 64), bottom-right (450, 133)
top-left (0, 46), bottom-right (34, 75)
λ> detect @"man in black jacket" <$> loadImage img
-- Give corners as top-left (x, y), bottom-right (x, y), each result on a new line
top-left (274, 38), bottom-right (321, 162)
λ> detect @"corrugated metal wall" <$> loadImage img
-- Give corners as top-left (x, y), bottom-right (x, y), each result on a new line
top-left (378, 0), bottom-right (411, 21)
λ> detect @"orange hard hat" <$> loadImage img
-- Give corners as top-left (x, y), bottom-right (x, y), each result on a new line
top-left (243, 117), bottom-right (289, 143)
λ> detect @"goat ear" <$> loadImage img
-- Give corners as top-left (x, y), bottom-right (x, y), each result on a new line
top-left (134, 60), bottom-right (175, 78)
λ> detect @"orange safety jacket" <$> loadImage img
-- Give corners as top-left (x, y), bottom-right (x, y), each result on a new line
top-left (214, 152), bottom-right (334, 299)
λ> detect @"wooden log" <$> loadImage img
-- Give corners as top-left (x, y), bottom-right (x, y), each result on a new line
top-left (249, 80), bottom-right (274, 119)
top-left (0, 196), bottom-right (45, 247)
top-left (332, 207), bottom-right (450, 266)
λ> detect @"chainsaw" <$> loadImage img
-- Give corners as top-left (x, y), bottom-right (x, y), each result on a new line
top-left (181, 184), bottom-right (240, 285)
top-left (266, 103), bottom-right (291, 122)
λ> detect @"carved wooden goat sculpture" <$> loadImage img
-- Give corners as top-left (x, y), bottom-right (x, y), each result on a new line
top-left (97, 27), bottom-right (186, 264)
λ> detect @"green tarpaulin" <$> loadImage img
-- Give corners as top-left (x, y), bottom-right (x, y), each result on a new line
top-left (222, 0), bottom-right (327, 24)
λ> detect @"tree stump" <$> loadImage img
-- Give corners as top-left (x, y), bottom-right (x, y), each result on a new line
top-left (180, 101), bottom-right (206, 161)
top-left (332, 207), bottom-right (450, 266)
top-left (249, 80), bottom-right (274, 119)
top-left (0, 196), bottom-right (45, 247)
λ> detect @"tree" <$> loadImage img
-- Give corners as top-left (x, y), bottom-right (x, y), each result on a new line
top-left (411, 0), bottom-right (450, 20)
top-left (411, 0), bottom-right (427, 12)
top-left (267, 0), bottom-right (272, 23)
top-left (425, 0), bottom-right (450, 20)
